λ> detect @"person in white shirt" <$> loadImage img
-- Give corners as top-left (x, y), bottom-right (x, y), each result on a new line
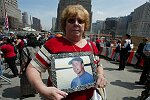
top-left (117, 34), bottom-right (131, 70)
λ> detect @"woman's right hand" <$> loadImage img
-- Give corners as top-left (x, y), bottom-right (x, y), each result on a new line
top-left (40, 86), bottom-right (68, 100)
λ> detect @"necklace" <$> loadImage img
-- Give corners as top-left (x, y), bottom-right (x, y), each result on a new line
top-left (72, 45), bottom-right (81, 52)
top-left (64, 36), bottom-right (83, 52)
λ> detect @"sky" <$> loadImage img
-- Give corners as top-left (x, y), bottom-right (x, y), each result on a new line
top-left (18, 0), bottom-right (149, 30)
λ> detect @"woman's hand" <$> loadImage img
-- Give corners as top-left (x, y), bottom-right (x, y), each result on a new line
top-left (40, 86), bottom-right (68, 100)
top-left (96, 74), bottom-right (107, 88)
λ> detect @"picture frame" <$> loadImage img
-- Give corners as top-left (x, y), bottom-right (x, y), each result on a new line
top-left (49, 52), bottom-right (97, 93)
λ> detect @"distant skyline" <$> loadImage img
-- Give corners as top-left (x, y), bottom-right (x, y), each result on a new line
top-left (18, 0), bottom-right (149, 30)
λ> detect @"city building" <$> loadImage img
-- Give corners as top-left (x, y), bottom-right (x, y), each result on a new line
top-left (31, 17), bottom-right (42, 31)
top-left (22, 12), bottom-right (29, 28)
top-left (55, 0), bottom-right (92, 32)
top-left (51, 17), bottom-right (56, 32)
top-left (92, 20), bottom-right (104, 34)
top-left (127, 2), bottom-right (150, 37)
top-left (91, 23), bottom-right (97, 34)
top-left (104, 17), bottom-right (118, 38)
top-left (0, 0), bottom-right (22, 30)
top-left (116, 15), bottom-right (132, 36)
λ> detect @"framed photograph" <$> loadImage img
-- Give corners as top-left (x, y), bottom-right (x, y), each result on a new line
top-left (49, 52), bottom-right (97, 93)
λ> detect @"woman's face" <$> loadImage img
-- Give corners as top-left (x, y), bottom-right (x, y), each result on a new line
top-left (65, 16), bottom-right (85, 40)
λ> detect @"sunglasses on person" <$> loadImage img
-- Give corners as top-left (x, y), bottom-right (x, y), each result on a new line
top-left (67, 18), bottom-right (85, 24)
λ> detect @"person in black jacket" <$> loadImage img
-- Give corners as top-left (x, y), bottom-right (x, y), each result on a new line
top-left (117, 34), bottom-right (131, 70)
top-left (135, 38), bottom-right (148, 67)
top-left (135, 39), bottom-right (149, 85)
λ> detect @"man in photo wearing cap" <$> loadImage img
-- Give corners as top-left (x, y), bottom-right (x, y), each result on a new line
top-left (68, 57), bottom-right (94, 88)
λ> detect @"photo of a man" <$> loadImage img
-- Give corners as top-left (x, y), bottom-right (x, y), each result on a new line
top-left (68, 57), bottom-right (94, 88)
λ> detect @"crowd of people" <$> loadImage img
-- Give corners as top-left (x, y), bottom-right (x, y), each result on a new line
top-left (0, 4), bottom-right (149, 100)
top-left (95, 34), bottom-right (149, 70)
top-left (95, 33), bottom-right (150, 99)
top-left (0, 31), bottom-right (60, 98)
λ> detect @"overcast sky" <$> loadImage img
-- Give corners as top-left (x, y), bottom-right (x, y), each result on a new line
top-left (18, 0), bottom-right (149, 30)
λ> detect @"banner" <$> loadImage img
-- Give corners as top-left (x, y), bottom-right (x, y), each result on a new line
top-left (4, 12), bottom-right (9, 31)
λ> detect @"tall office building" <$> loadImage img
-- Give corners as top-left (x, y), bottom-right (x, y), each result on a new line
top-left (92, 20), bottom-right (104, 34)
top-left (55, 0), bottom-right (92, 32)
top-left (22, 12), bottom-right (29, 28)
top-left (31, 17), bottom-right (42, 31)
top-left (0, 0), bottom-right (22, 30)
top-left (128, 2), bottom-right (150, 37)
top-left (51, 17), bottom-right (56, 32)
top-left (116, 15), bottom-right (132, 36)
top-left (105, 18), bottom-right (118, 33)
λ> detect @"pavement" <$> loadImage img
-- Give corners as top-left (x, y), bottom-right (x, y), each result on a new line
top-left (0, 66), bottom-right (49, 100)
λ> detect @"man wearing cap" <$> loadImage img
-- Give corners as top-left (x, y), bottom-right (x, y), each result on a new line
top-left (69, 57), bottom-right (94, 88)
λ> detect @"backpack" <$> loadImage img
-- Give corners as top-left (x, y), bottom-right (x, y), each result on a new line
top-left (22, 47), bottom-right (31, 72)
top-left (126, 43), bottom-right (131, 51)
top-left (115, 45), bottom-right (120, 52)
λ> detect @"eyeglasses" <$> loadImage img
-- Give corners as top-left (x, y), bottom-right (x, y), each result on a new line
top-left (67, 18), bottom-right (84, 24)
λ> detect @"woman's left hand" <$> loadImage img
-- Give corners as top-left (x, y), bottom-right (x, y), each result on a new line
top-left (96, 74), bottom-right (107, 88)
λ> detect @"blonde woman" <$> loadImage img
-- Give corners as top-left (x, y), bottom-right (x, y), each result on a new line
top-left (26, 5), bottom-right (107, 100)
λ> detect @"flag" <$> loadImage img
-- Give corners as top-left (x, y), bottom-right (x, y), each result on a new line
top-left (4, 12), bottom-right (9, 30)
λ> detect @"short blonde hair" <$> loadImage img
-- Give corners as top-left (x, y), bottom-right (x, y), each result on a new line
top-left (61, 4), bottom-right (90, 33)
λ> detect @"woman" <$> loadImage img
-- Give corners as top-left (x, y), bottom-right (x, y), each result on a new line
top-left (15, 34), bottom-right (25, 66)
top-left (26, 5), bottom-right (107, 100)
top-left (0, 38), bottom-right (18, 77)
top-left (20, 33), bottom-right (40, 98)
top-left (112, 39), bottom-right (121, 61)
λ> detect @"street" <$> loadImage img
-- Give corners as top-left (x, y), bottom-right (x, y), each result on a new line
top-left (101, 58), bottom-right (144, 100)
top-left (0, 58), bottom-right (144, 100)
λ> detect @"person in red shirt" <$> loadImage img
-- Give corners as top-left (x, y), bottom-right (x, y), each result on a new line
top-left (96, 38), bottom-right (101, 52)
top-left (0, 38), bottom-right (18, 77)
top-left (26, 5), bottom-right (107, 100)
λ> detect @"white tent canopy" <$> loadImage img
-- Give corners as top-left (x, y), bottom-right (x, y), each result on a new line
top-left (23, 27), bottom-right (36, 31)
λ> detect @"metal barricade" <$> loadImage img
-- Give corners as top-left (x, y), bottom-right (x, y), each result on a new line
top-left (0, 56), bottom-right (11, 84)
